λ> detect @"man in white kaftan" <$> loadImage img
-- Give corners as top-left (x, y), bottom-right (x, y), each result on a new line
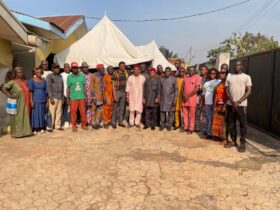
top-left (126, 65), bottom-right (146, 128)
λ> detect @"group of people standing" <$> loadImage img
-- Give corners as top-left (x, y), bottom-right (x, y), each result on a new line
top-left (0, 59), bottom-right (252, 153)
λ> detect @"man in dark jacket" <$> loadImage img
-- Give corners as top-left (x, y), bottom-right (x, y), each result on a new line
top-left (143, 67), bottom-right (161, 130)
top-left (159, 67), bottom-right (178, 131)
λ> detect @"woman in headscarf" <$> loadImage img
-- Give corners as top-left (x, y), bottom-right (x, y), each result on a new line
top-left (1, 67), bottom-right (32, 138)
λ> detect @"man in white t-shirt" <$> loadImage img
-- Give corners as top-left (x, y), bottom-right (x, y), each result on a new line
top-left (203, 68), bottom-right (220, 138)
top-left (61, 63), bottom-right (71, 128)
top-left (225, 60), bottom-right (252, 153)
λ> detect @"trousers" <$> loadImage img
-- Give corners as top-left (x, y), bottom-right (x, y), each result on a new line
top-left (227, 106), bottom-right (247, 143)
top-left (182, 106), bottom-right (196, 131)
top-left (205, 105), bottom-right (213, 136)
top-left (175, 110), bottom-right (183, 128)
top-left (70, 99), bottom-right (87, 128)
top-left (49, 99), bottom-right (62, 129)
top-left (112, 91), bottom-right (126, 125)
top-left (160, 111), bottom-right (174, 128)
top-left (145, 106), bottom-right (158, 128)
top-left (129, 111), bottom-right (141, 126)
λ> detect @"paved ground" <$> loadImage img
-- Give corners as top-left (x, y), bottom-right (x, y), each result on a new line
top-left (0, 126), bottom-right (279, 210)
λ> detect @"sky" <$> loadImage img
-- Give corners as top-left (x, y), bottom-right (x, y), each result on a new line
top-left (4, 0), bottom-right (280, 64)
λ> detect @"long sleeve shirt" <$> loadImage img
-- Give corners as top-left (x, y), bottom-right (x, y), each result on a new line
top-left (46, 73), bottom-right (64, 100)
top-left (160, 76), bottom-right (178, 112)
top-left (143, 77), bottom-right (161, 107)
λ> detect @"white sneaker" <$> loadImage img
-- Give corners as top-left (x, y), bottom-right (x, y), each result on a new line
top-left (64, 122), bottom-right (70, 129)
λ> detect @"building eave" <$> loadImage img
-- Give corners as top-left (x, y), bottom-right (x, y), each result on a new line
top-left (0, 1), bottom-right (28, 44)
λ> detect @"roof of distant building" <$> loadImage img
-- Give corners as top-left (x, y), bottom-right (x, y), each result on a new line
top-left (40, 15), bottom-right (84, 32)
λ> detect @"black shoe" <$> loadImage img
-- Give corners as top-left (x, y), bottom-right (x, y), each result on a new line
top-left (159, 127), bottom-right (164, 131)
top-left (173, 127), bottom-right (179, 130)
top-left (112, 125), bottom-right (117, 129)
top-left (127, 124), bottom-right (133, 129)
top-left (135, 125), bottom-right (141, 129)
top-left (206, 135), bottom-right (213, 140)
top-left (238, 143), bottom-right (246, 153)
top-left (180, 129), bottom-right (187, 133)
top-left (151, 127), bottom-right (155, 130)
top-left (103, 124), bottom-right (109, 129)
top-left (224, 141), bottom-right (238, 148)
top-left (143, 126), bottom-right (149, 130)
top-left (187, 131), bottom-right (194, 135)
top-left (119, 123), bottom-right (126, 128)
top-left (92, 125), bottom-right (100, 130)
top-left (167, 127), bottom-right (172, 131)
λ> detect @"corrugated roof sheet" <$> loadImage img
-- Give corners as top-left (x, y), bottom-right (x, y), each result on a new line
top-left (40, 15), bottom-right (83, 32)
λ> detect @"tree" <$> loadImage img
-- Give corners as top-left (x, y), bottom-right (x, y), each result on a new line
top-left (207, 32), bottom-right (279, 63)
top-left (159, 46), bottom-right (178, 59)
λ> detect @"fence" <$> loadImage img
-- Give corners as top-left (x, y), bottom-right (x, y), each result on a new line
top-left (230, 49), bottom-right (280, 137)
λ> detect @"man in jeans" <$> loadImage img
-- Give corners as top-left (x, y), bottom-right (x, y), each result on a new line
top-left (111, 61), bottom-right (128, 129)
top-left (66, 62), bottom-right (89, 132)
top-left (46, 63), bottom-right (64, 131)
top-left (225, 60), bottom-right (252, 153)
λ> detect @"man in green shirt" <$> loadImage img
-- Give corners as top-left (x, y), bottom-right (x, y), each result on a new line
top-left (66, 62), bottom-right (89, 132)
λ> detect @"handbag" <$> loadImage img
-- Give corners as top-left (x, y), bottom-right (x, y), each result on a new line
top-left (45, 111), bottom-right (52, 129)
top-left (6, 98), bottom-right (17, 115)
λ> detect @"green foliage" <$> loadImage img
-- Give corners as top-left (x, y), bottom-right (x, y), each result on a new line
top-left (207, 32), bottom-right (279, 63)
top-left (159, 46), bottom-right (178, 59)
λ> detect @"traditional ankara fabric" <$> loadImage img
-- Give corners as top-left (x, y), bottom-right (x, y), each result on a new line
top-left (211, 82), bottom-right (228, 140)
top-left (90, 72), bottom-right (104, 126)
top-left (3, 80), bottom-right (32, 137)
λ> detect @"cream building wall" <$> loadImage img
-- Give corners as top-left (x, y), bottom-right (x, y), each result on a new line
top-left (0, 38), bottom-right (13, 133)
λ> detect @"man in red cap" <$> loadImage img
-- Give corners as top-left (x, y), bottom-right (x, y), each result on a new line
top-left (143, 67), bottom-right (161, 130)
top-left (66, 62), bottom-right (88, 132)
top-left (90, 64), bottom-right (105, 129)
top-left (126, 64), bottom-right (146, 128)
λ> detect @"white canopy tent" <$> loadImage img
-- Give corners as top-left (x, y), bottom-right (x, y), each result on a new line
top-left (54, 15), bottom-right (150, 68)
top-left (137, 40), bottom-right (176, 70)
